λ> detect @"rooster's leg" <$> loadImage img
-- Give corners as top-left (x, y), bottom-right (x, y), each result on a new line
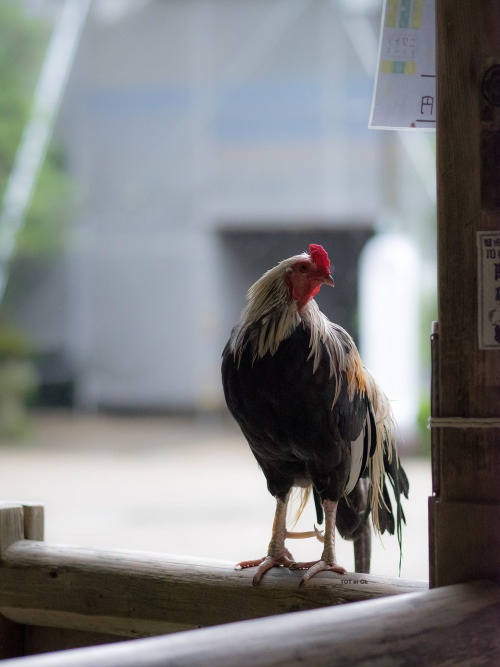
top-left (351, 477), bottom-right (371, 573)
top-left (290, 499), bottom-right (346, 586)
top-left (235, 493), bottom-right (295, 585)
top-left (353, 519), bottom-right (371, 573)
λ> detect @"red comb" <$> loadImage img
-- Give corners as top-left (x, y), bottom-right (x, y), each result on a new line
top-left (309, 244), bottom-right (330, 272)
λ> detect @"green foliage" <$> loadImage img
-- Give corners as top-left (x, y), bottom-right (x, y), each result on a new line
top-left (0, 2), bottom-right (71, 433)
top-left (17, 143), bottom-right (73, 257)
top-left (0, 1), bottom-right (72, 261)
top-left (416, 393), bottom-right (431, 457)
top-left (0, 319), bottom-right (38, 440)
top-left (0, 1), bottom-right (48, 195)
top-left (0, 319), bottom-right (34, 360)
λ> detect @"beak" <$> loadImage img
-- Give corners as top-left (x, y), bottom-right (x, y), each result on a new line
top-left (322, 273), bottom-right (335, 287)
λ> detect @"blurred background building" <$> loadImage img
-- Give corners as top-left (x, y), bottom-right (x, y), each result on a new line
top-left (1, 0), bottom-right (436, 446)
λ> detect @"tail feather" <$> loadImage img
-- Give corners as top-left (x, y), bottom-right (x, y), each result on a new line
top-left (286, 369), bottom-right (409, 573)
top-left (377, 481), bottom-right (395, 535)
top-left (289, 486), bottom-right (324, 527)
top-left (313, 487), bottom-right (323, 525)
top-left (368, 433), bottom-right (408, 573)
top-left (287, 485), bottom-right (313, 528)
top-left (364, 369), bottom-right (409, 571)
top-left (382, 440), bottom-right (409, 545)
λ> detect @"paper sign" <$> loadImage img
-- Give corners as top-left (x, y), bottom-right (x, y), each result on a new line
top-left (477, 231), bottom-right (500, 350)
top-left (370, 0), bottom-right (436, 130)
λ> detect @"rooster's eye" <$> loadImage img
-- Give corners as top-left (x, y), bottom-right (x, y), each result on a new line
top-left (299, 264), bottom-right (309, 273)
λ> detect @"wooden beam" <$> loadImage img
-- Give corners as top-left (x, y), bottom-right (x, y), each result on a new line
top-left (432, 0), bottom-right (500, 586)
top-left (0, 504), bottom-right (26, 659)
top-left (0, 504), bottom-right (24, 556)
top-left (0, 503), bottom-right (45, 658)
top-left (0, 540), bottom-right (426, 639)
top-left (0, 614), bottom-right (23, 662)
top-left (432, 501), bottom-right (500, 585)
top-left (1, 581), bottom-right (498, 667)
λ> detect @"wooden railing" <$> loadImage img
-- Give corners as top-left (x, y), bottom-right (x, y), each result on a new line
top-left (0, 503), bottom-right (498, 665)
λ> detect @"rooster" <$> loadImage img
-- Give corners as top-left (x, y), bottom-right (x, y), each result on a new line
top-left (221, 244), bottom-right (408, 586)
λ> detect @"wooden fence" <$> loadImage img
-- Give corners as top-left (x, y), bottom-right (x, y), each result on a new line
top-left (0, 502), bottom-right (498, 665)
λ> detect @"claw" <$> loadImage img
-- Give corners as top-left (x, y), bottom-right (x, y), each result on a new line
top-left (252, 553), bottom-right (295, 585)
top-left (235, 558), bottom-right (266, 571)
top-left (289, 499), bottom-right (345, 585)
top-left (313, 524), bottom-right (325, 543)
top-left (290, 559), bottom-right (346, 586)
top-left (235, 548), bottom-right (295, 585)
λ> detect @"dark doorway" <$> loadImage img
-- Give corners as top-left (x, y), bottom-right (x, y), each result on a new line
top-left (218, 226), bottom-right (373, 346)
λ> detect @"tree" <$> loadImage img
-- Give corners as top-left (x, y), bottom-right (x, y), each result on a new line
top-left (0, 0), bottom-right (72, 265)
top-left (0, 1), bottom-right (73, 433)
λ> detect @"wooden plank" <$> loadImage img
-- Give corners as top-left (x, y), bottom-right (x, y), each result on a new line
top-left (436, 0), bottom-right (500, 420)
top-left (427, 496), bottom-right (437, 588)
top-left (0, 503), bottom-right (24, 555)
top-left (0, 615), bottom-right (23, 661)
top-left (0, 504), bottom-right (25, 658)
top-left (1, 581), bottom-right (498, 667)
top-left (23, 627), bottom-right (128, 656)
top-left (430, 322), bottom-right (440, 497)
top-left (0, 540), bottom-right (426, 639)
top-left (431, 500), bottom-right (500, 587)
top-left (438, 432), bottom-right (500, 503)
top-left (433, 0), bottom-right (500, 586)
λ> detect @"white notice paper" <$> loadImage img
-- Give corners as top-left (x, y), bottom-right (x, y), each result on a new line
top-left (477, 232), bottom-right (500, 350)
top-left (369, 0), bottom-right (436, 130)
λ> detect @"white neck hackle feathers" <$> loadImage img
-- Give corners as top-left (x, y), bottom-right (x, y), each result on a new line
top-left (230, 253), bottom-right (398, 537)
top-left (230, 254), bottom-right (304, 360)
top-left (229, 253), bottom-right (355, 403)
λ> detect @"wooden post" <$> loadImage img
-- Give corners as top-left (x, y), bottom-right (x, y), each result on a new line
top-left (0, 503), bottom-right (44, 659)
top-left (22, 503), bottom-right (44, 542)
top-left (430, 1), bottom-right (500, 587)
top-left (0, 504), bottom-right (24, 556)
top-left (0, 504), bottom-right (25, 659)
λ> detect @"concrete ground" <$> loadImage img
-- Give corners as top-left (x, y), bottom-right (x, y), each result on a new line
top-left (0, 412), bottom-right (431, 581)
